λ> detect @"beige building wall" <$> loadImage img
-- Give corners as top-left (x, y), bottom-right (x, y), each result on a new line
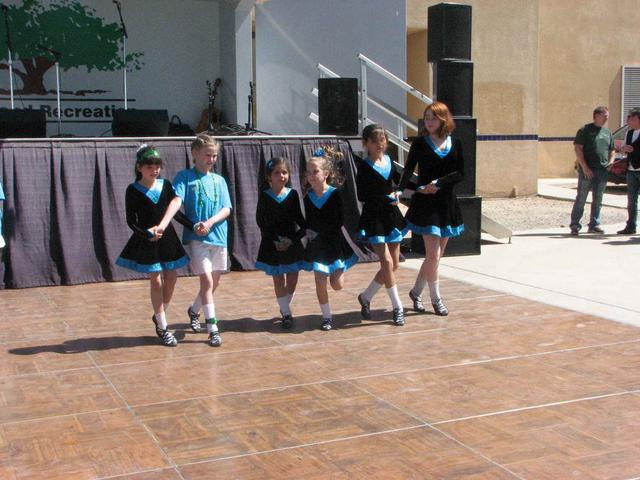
top-left (538, 0), bottom-right (640, 178)
top-left (408, 0), bottom-right (640, 196)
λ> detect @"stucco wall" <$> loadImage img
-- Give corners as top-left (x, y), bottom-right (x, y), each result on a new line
top-left (537, 0), bottom-right (640, 178)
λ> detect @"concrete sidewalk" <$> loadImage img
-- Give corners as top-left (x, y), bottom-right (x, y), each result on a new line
top-left (403, 179), bottom-right (640, 327)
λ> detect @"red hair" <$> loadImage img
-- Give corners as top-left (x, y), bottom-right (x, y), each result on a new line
top-left (423, 102), bottom-right (456, 137)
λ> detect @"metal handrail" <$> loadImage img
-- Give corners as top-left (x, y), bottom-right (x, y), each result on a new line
top-left (312, 55), bottom-right (432, 155)
top-left (357, 53), bottom-right (432, 104)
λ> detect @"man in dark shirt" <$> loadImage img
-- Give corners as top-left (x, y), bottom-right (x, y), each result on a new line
top-left (617, 108), bottom-right (640, 234)
top-left (569, 106), bottom-right (615, 235)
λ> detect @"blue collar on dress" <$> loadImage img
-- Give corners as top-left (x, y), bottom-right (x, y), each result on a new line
top-left (308, 185), bottom-right (336, 209)
top-left (265, 187), bottom-right (291, 203)
top-left (366, 155), bottom-right (392, 180)
top-left (133, 178), bottom-right (164, 204)
top-left (425, 135), bottom-right (452, 158)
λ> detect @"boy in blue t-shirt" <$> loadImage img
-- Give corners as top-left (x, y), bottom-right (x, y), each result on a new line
top-left (158, 134), bottom-right (232, 346)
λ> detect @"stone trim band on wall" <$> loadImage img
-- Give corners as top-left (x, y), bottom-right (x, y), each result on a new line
top-left (477, 135), bottom-right (574, 142)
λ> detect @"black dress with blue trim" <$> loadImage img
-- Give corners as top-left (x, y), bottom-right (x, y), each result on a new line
top-left (356, 155), bottom-right (407, 244)
top-left (399, 135), bottom-right (464, 237)
top-left (116, 179), bottom-right (192, 273)
top-left (304, 186), bottom-right (358, 274)
top-left (255, 187), bottom-right (307, 275)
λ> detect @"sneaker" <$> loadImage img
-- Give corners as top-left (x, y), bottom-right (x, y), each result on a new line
top-left (321, 318), bottom-right (332, 331)
top-left (617, 227), bottom-right (636, 235)
top-left (587, 226), bottom-right (604, 234)
top-left (281, 314), bottom-right (294, 330)
top-left (432, 298), bottom-right (449, 316)
top-left (208, 330), bottom-right (222, 347)
top-left (392, 308), bottom-right (405, 326)
top-left (408, 290), bottom-right (426, 313)
top-left (570, 227), bottom-right (579, 236)
top-left (187, 307), bottom-right (201, 333)
top-left (357, 294), bottom-right (372, 320)
top-left (152, 315), bottom-right (178, 346)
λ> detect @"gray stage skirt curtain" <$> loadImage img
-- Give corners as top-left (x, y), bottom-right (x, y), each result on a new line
top-left (0, 137), bottom-right (374, 289)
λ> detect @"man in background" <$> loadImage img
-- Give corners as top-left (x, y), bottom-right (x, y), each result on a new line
top-left (569, 106), bottom-right (615, 235)
top-left (617, 107), bottom-right (640, 235)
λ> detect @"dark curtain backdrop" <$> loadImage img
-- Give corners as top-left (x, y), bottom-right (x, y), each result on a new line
top-left (0, 137), bottom-right (373, 289)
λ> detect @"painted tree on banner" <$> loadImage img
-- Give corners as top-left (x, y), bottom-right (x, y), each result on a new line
top-left (0, 0), bottom-right (144, 95)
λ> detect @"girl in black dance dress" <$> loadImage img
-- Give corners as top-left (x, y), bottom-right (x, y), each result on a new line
top-left (255, 157), bottom-right (307, 329)
top-left (398, 102), bottom-right (464, 316)
top-left (303, 147), bottom-right (358, 331)
top-left (355, 125), bottom-right (408, 326)
top-left (116, 145), bottom-right (194, 346)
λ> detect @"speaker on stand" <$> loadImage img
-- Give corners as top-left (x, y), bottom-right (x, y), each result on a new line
top-left (318, 78), bottom-right (358, 136)
top-left (112, 109), bottom-right (169, 137)
top-left (0, 109), bottom-right (47, 138)
top-left (433, 60), bottom-right (474, 118)
top-left (427, 3), bottom-right (472, 62)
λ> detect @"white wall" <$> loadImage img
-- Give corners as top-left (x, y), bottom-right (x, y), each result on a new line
top-left (1, 0), bottom-right (221, 136)
top-left (255, 0), bottom-right (406, 135)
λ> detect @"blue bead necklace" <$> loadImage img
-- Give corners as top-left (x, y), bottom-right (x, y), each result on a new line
top-left (193, 168), bottom-right (219, 211)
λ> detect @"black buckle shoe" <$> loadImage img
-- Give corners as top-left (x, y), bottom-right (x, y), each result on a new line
top-left (409, 290), bottom-right (426, 313)
top-left (617, 227), bottom-right (636, 235)
top-left (321, 318), bottom-right (332, 331)
top-left (392, 308), bottom-right (405, 326)
top-left (281, 314), bottom-right (294, 330)
top-left (357, 294), bottom-right (371, 320)
top-left (587, 226), bottom-right (604, 234)
top-left (152, 315), bottom-right (178, 346)
top-left (432, 299), bottom-right (449, 316)
top-left (187, 307), bottom-right (201, 332)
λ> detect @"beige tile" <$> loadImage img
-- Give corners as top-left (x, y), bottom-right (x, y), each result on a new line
top-left (138, 381), bottom-right (420, 465)
top-left (0, 368), bottom-right (124, 423)
top-left (1, 409), bottom-right (170, 479)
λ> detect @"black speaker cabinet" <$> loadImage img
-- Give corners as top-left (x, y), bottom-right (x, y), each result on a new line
top-left (433, 60), bottom-right (473, 117)
top-left (446, 195), bottom-right (481, 256)
top-left (0, 108), bottom-right (47, 138)
top-left (318, 78), bottom-right (358, 136)
top-left (112, 109), bottom-right (169, 137)
top-left (427, 3), bottom-right (472, 62)
top-left (410, 195), bottom-right (481, 256)
top-left (452, 117), bottom-right (476, 196)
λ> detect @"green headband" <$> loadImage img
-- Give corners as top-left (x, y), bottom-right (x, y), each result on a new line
top-left (141, 149), bottom-right (160, 160)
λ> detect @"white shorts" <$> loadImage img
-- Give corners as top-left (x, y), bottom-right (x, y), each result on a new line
top-left (188, 242), bottom-right (228, 274)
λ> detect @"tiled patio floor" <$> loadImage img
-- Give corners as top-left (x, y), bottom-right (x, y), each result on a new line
top-left (1, 262), bottom-right (639, 479)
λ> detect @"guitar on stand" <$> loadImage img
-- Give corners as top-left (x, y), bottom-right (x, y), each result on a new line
top-left (206, 78), bottom-right (221, 132)
top-left (197, 78), bottom-right (270, 135)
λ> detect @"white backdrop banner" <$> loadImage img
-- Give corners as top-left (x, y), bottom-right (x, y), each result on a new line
top-left (0, 0), bottom-right (221, 137)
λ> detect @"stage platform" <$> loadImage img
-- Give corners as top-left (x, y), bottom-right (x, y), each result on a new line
top-left (0, 135), bottom-right (372, 289)
top-left (1, 262), bottom-right (640, 479)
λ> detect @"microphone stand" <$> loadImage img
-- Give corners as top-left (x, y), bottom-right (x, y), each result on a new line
top-left (53, 50), bottom-right (62, 136)
top-left (113, 0), bottom-right (128, 110)
top-left (246, 81), bottom-right (253, 131)
top-left (2, 5), bottom-right (14, 109)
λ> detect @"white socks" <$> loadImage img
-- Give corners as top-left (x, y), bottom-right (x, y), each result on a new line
top-left (386, 285), bottom-right (402, 310)
top-left (361, 280), bottom-right (383, 302)
top-left (154, 311), bottom-right (168, 330)
top-left (320, 303), bottom-right (331, 319)
top-left (428, 281), bottom-right (441, 303)
top-left (203, 303), bottom-right (218, 333)
top-left (277, 295), bottom-right (291, 316)
top-left (411, 278), bottom-right (427, 298)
